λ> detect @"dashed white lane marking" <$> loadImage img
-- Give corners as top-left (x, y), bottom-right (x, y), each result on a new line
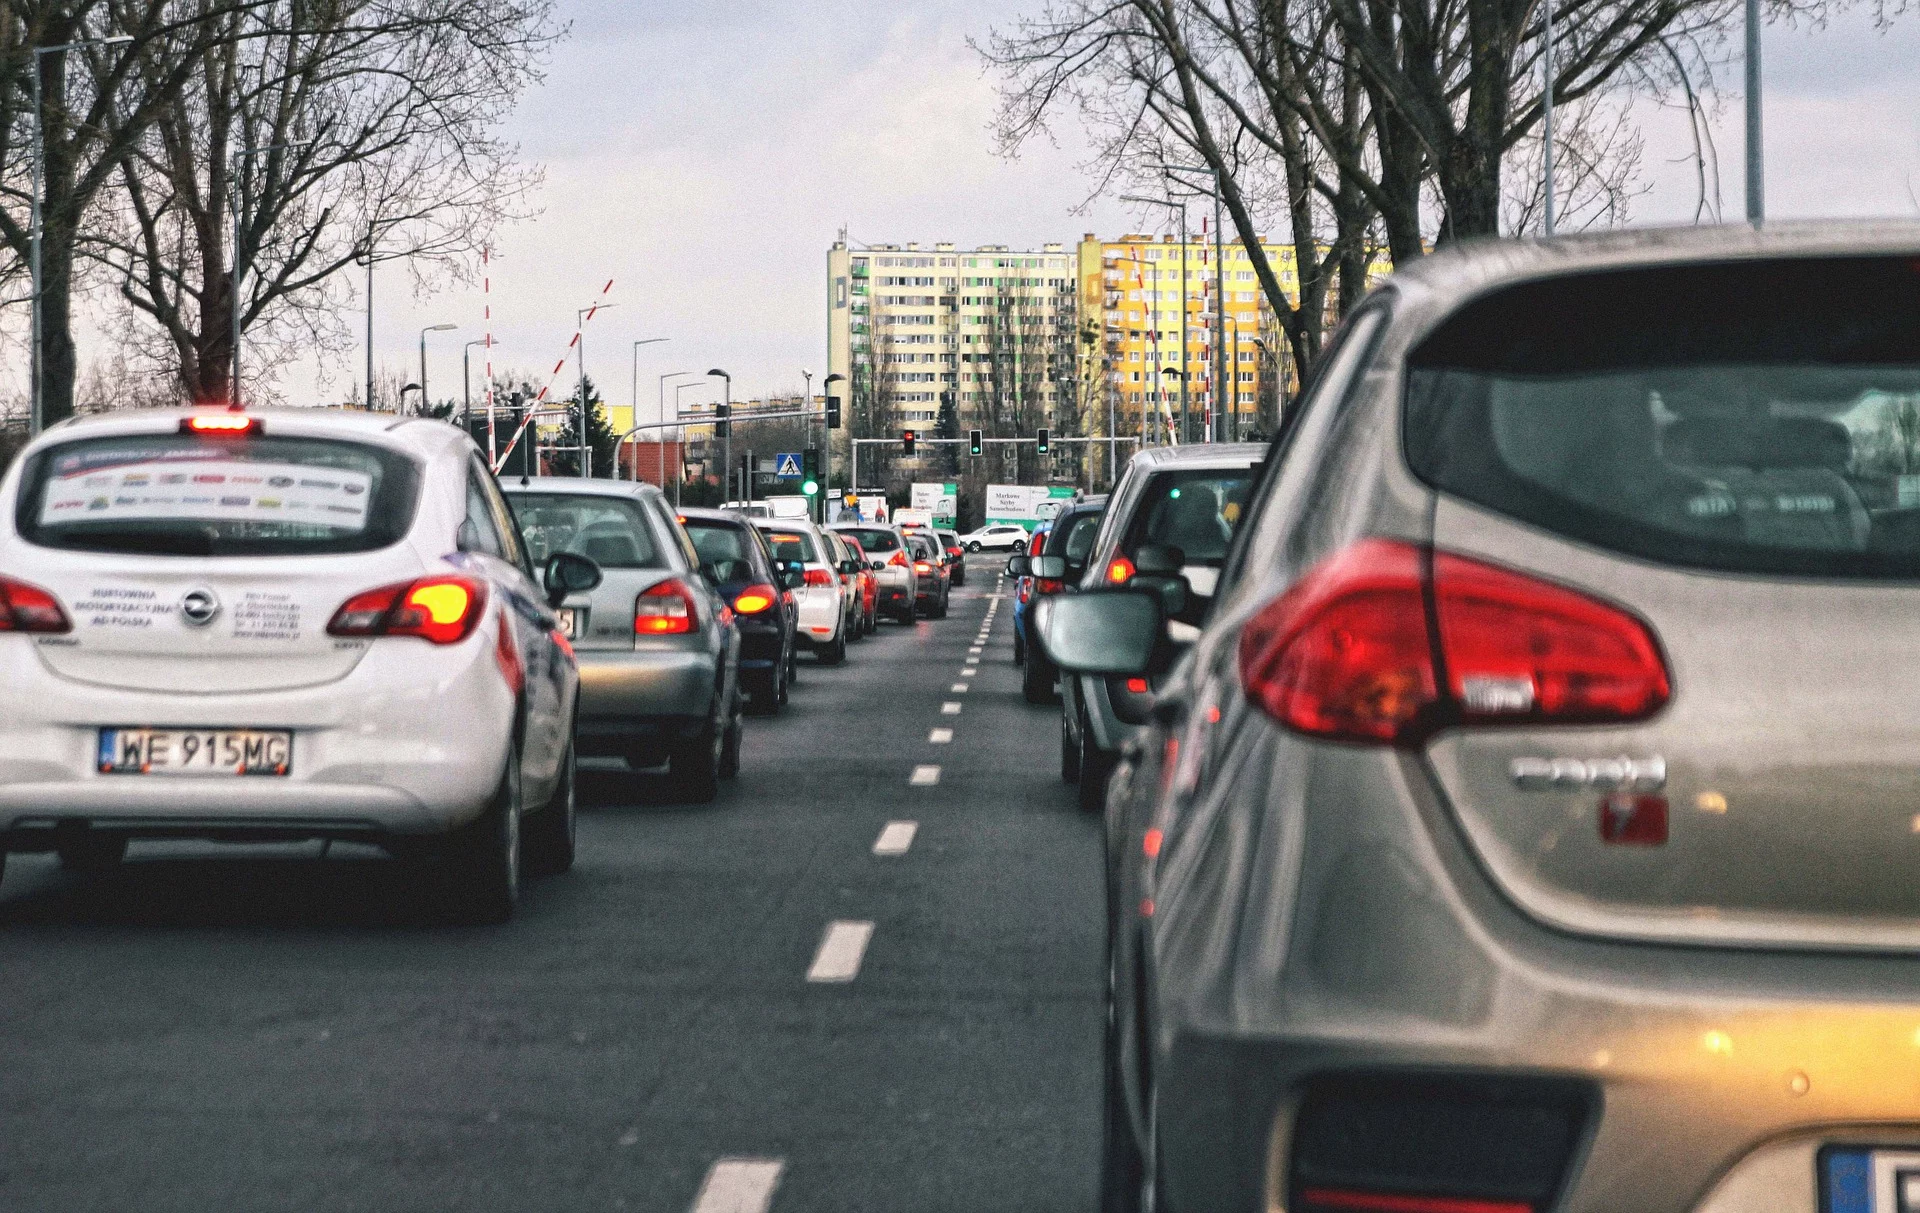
top-left (968, 646), bottom-right (982, 655)
top-left (691, 1158), bottom-right (785, 1213)
top-left (950, 683), bottom-right (969, 693)
top-left (910, 764), bottom-right (942, 785)
top-left (929, 727), bottom-right (953, 743)
top-left (873, 820), bottom-right (918, 855)
top-left (941, 702), bottom-right (962, 715)
top-left (807, 921), bottom-right (874, 983)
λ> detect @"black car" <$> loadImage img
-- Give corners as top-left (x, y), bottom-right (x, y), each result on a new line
top-left (907, 531), bottom-right (951, 618)
top-left (1014, 495), bottom-right (1105, 705)
top-left (936, 529), bottom-right (967, 586)
top-left (679, 507), bottom-right (800, 714)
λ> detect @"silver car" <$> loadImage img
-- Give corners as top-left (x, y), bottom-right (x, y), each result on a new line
top-left (1042, 223), bottom-right (1920, 1213)
top-left (1058, 442), bottom-right (1265, 813)
top-left (504, 478), bottom-right (741, 802)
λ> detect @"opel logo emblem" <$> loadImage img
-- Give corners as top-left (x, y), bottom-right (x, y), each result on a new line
top-left (180, 587), bottom-right (220, 627)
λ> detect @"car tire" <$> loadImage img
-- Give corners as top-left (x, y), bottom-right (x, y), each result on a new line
top-left (967, 541), bottom-right (981, 553)
top-left (57, 833), bottom-right (129, 873)
top-left (1061, 709), bottom-right (1082, 783)
top-left (522, 733), bottom-right (576, 877)
top-left (447, 751), bottom-right (521, 924)
top-left (931, 591), bottom-right (948, 620)
top-left (777, 652), bottom-right (791, 706)
top-left (668, 719), bottom-right (721, 804)
top-left (1078, 706), bottom-right (1114, 815)
top-left (1100, 940), bottom-right (1167, 1213)
top-left (718, 701), bottom-right (742, 780)
top-left (1023, 653), bottom-right (1054, 704)
top-left (1013, 630), bottom-right (1026, 666)
top-left (819, 627), bottom-right (847, 665)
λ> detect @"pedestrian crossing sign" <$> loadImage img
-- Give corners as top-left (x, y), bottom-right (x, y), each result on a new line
top-left (773, 452), bottom-right (802, 478)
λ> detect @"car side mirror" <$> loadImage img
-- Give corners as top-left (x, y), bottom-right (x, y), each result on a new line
top-left (543, 551), bottom-right (602, 608)
top-left (1005, 554), bottom-right (1032, 577)
top-left (779, 561), bottom-right (805, 589)
top-left (1035, 590), bottom-right (1160, 675)
top-left (840, 559), bottom-right (860, 575)
top-left (869, 559), bottom-right (886, 571)
top-left (1031, 555), bottom-right (1067, 580)
top-left (1135, 543), bottom-right (1185, 576)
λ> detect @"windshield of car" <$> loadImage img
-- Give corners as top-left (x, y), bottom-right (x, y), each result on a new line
top-left (509, 493), bottom-right (663, 568)
top-left (681, 517), bottom-right (759, 583)
top-left (1406, 257), bottom-right (1920, 578)
top-left (1121, 468), bottom-right (1257, 565)
top-left (836, 527), bottom-right (899, 553)
top-left (17, 431), bottom-right (420, 557)
top-left (761, 528), bottom-right (820, 564)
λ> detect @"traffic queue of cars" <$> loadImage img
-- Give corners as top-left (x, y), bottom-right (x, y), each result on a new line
top-left (0, 410), bottom-right (967, 924)
top-left (1022, 225), bottom-right (1920, 1213)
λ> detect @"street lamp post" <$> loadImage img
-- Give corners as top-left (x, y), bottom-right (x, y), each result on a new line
top-left (30, 34), bottom-right (132, 433)
top-left (676, 379), bottom-right (711, 504)
top-left (462, 339), bottom-right (486, 426)
top-left (1154, 164), bottom-right (1230, 441)
top-left (659, 370), bottom-right (697, 493)
top-left (573, 303), bottom-right (619, 477)
top-left (626, 339), bottom-right (669, 481)
top-left (707, 368), bottom-right (732, 501)
top-left (416, 324), bottom-right (455, 415)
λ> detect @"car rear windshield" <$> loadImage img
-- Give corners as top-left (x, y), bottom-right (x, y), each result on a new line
top-left (836, 527), bottom-right (899, 553)
top-left (1122, 469), bottom-right (1257, 565)
top-left (18, 431), bottom-right (420, 557)
top-left (511, 494), bottom-right (663, 569)
top-left (761, 529), bottom-right (819, 564)
top-left (1049, 511), bottom-right (1104, 562)
top-left (682, 518), bottom-right (759, 583)
top-left (1406, 257), bottom-right (1920, 578)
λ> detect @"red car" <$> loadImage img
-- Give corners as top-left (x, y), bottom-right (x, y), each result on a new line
top-left (837, 534), bottom-right (879, 635)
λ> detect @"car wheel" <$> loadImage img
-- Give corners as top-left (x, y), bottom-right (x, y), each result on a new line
top-left (522, 732), bottom-right (576, 877)
top-left (718, 699), bottom-right (742, 780)
top-left (819, 627), bottom-right (847, 665)
top-left (57, 833), bottom-right (129, 873)
top-left (1079, 706), bottom-right (1114, 815)
top-left (447, 750), bottom-right (521, 924)
top-left (1099, 965), bottom-right (1150, 1213)
top-left (967, 541), bottom-right (981, 553)
top-left (931, 591), bottom-right (948, 620)
top-left (668, 718), bottom-right (721, 804)
top-left (1061, 709), bottom-right (1082, 783)
top-left (1013, 630), bottom-right (1026, 666)
top-left (1023, 652), bottom-right (1054, 704)
top-left (776, 652), bottom-right (791, 706)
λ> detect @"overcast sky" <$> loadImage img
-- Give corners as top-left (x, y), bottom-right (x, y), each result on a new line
top-left (280, 0), bottom-right (1920, 416)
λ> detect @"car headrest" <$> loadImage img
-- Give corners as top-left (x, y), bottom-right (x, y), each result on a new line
top-left (1756, 417), bottom-right (1853, 472)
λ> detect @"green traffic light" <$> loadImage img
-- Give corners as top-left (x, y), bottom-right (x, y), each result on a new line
top-left (802, 479), bottom-right (819, 495)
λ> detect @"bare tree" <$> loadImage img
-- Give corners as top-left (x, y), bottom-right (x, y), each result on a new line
top-left (89, 0), bottom-right (554, 404)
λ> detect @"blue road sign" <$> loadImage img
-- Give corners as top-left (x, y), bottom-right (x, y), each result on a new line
top-left (773, 452), bottom-right (802, 479)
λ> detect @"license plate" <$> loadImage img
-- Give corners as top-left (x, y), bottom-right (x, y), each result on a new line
top-left (98, 728), bottom-right (292, 776)
top-left (555, 607), bottom-right (583, 638)
top-left (1821, 1146), bottom-right (1920, 1212)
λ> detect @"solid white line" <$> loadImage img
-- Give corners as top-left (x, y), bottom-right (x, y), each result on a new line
top-left (941, 702), bottom-right (962, 715)
top-left (910, 764), bottom-right (942, 785)
top-left (950, 683), bottom-right (969, 693)
top-left (807, 920), bottom-right (874, 982)
top-left (929, 727), bottom-right (953, 743)
top-left (690, 1158), bottom-right (785, 1213)
top-left (873, 820), bottom-right (918, 855)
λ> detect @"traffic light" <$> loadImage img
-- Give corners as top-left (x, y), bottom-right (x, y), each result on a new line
top-left (968, 428), bottom-right (983, 456)
top-left (714, 401), bottom-right (731, 438)
top-left (901, 429), bottom-right (916, 455)
top-left (825, 396), bottom-right (841, 429)
top-left (801, 447), bottom-right (821, 496)
top-left (1035, 427), bottom-right (1049, 454)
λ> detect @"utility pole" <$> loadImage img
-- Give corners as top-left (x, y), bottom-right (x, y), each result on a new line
top-left (1745, 0), bottom-right (1764, 222)
top-left (1543, 0), bottom-right (1556, 235)
top-left (365, 222), bottom-right (375, 409)
top-left (708, 368), bottom-right (732, 500)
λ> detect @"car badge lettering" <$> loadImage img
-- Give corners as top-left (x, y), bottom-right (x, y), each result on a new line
top-left (1509, 754), bottom-right (1665, 792)
top-left (179, 587), bottom-right (221, 627)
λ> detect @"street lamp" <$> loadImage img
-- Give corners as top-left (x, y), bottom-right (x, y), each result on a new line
top-left (707, 368), bottom-right (732, 501)
top-left (573, 304), bottom-right (620, 477)
top-left (658, 371), bottom-right (699, 499)
top-left (399, 383), bottom-right (422, 412)
top-left (462, 339), bottom-right (487, 426)
top-left (29, 33), bottom-right (132, 434)
top-left (416, 323), bottom-right (456, 415)
top-left (1122, 193), bottom-right (1192, 443)
top-left (1155, 163), bottom-right (1230, 443)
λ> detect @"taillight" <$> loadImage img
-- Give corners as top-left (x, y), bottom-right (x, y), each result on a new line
top-left (889, 550), bottom-right (910, 568)
top-left (913, 561), bottom-right (931, 574)
top-left (1105, 555), bottom-right (1136, 584)
top-left (635, 578), bottom-right (698, 634)
top-left (0, 575), bottom-right (71, 633)
top-left (182, 413), bottom-right (259, 435)
top-left (803, 567), bottom-right (834, 587)
top-left (733, 583), bottom-right (777, 614)
top-left (327, 576), bottom-right (487, 644)
top-left (1238, 539), bottom-right (1669, 745)
top-left (1035, 578), bottom-right (1064, 594)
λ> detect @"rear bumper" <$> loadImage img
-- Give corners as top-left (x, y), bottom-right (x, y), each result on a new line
top-left (577, 646), bottom-right (718, 724)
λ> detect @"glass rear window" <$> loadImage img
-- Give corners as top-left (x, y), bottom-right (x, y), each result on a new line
top-left (836, 527), bottom-right (899, 552)
top-left (1406, 257), bottom-right (1920, 578)
top-left (510, 493), bottom-right (663, 569)
top-left (19, 431), bottom-right (419, 557)
top-left (682, 518), bottom-right (758, 583)
top-left (761, 529), bottom-right (819, 564)
top-left (1052, 512), bottom-right (1104, 561)
top-left (1122, 469), bottom-right (1257, 565)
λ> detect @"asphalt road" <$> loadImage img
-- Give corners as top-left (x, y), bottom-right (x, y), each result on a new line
top-left (0, 558), bottom-right (1103, 1213)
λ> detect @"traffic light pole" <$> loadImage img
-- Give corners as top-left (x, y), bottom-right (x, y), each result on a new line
top-left (847, 436), bottom-right (1141, 492)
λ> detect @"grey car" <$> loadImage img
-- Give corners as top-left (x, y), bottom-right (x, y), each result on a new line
top-left (1042, 223), bottom-right (1920, 1213)
top-left (1058, 442), bottom-right (1265, 812)
top-left (505, 477), bottom-right (741, 802)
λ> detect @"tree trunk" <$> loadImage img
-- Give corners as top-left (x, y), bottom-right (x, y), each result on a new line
top-left (40, 225), bottom-right (80, 423)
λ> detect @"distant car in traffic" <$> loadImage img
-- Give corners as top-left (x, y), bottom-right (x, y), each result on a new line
top-left (1009, 496), bottom-right (1105, 706)
top-left (935, 529), bottom-right (967, 585)
top-left (819, 529), bottom-right (869, 640)
top-left (836, 533), bottom-right (880, 635)
top-left (0, 409), bottom-right (599, 921)
top-left (958, 522), bottom-right (1029, 552)
top-left (906, 531), bottom-right (951, 618)
top-left (1057, 442), bottom-right (1264, 812)
top-left (829, 523), bottom-right (915, 623)
top-left (755, 519), bottom-right (852, 663)
top-left (1010, 523), bottom-right (1048, 668)
top-left (1045, 225), bottom-right (1920, 1213)
top-left (676, 506), bottom-right (798, 716)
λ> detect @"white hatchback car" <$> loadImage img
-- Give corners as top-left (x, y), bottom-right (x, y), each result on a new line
top-left (753, 518), bottom-right (851, 663)
top-left (0, 408), bottom-right (597, 922)
top-left (959, 522), bottom-right (1030, 552)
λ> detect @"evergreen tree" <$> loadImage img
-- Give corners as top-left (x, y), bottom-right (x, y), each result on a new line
top-left (549, 376), bottom-right (621, 477)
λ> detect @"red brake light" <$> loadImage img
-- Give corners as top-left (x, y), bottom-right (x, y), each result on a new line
top-left (733, 583), bottom-right (777, 614)
top-left (1297, 1188), bottom-right (1533, 1213)
top-left (1105, 555), bottom-right (1135, 584)
top-left (1036, 578), bottom-right (1064, 594)
top-left (327, 576), bottom-right (487, 645)
top-left (889, 550), bottom-right (910, 568)
top-left (803, 567), bottom-right (834, 587)
top-left (1237, 539), bottom-right (1669, 746)
top-left (636, 578), bottom-right (698, 634)
top-left (1028, 532), bottom-right (1046, 556)
top-left (0, 575), bottom-right (71, 633)
top-left (183, 414), bottom-right (258, 435)
top-left (1125, 676), bottom-right (1150, 694)
top-left (913, 561), bottom-right (931, 574)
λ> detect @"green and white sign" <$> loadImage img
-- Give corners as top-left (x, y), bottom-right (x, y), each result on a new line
top-left (910, 481), bottom-right (958, 528)
top-left (984, 484), bottom-right (1076, 528)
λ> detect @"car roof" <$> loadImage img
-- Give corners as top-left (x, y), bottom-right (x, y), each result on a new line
top-left (675, 506), bottom-right (750, 526)
top-left (501, 475), bottom-right (661, 499)
top-left (1129, 442), bottom-right (1267, 471)
top-left (31, 407), bottom-right (474, 464)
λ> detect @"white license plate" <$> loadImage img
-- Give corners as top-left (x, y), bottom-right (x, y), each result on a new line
top-left (555, 607), bottom-right (583, 638)
top-left (98, 728), bottom-right (292, 776)
top-left (1821, 1146), bottom-right (1920, 1212)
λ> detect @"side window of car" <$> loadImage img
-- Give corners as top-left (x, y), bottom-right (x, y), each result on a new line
top-left (461, 464), bottom-right (507, 560)
top-left (652, 497), bottom-right (700, 570)
top-left (471, 459), bottom-right (532, 575)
